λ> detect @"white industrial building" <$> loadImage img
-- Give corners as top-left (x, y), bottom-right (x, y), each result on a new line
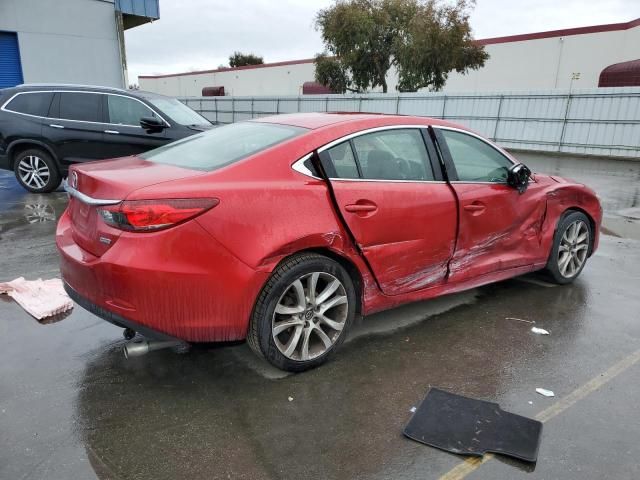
top-left (0, 0), bottom-right (160, 89)
top-left (139, 17), bottom-right (640, 96)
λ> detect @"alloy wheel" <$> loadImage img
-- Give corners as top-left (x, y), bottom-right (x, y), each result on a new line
top-left (272, 272), bottom-right (348, 361)
top-left (558, 220), bottom-right (589, 278)
top-left (18, 155), bottom-right (50, 190)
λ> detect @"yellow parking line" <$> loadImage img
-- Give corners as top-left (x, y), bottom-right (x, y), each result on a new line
top-left (438, 348), bottom-right (640, 480)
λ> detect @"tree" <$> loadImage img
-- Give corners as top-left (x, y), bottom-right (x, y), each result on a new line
top-left (314, 54), bottom-right (351, 93)
top-left (314, 0), bottom-right (488, 93)
top-left (228, 52), bottom-right (264, 68)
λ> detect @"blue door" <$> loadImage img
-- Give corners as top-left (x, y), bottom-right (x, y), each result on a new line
top-left (0, 32), bottom-right (24, 88)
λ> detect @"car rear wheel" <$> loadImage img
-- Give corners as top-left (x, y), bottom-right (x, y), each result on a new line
top-left (13, 148), bottom-right (61, 193)
top-left (248, 253), bottom-right (356, 372)
top-left (544, 211), bottom-right (592, 284)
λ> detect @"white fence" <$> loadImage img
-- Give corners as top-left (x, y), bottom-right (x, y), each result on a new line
top-left (180, 87), bottom-right (640, 158)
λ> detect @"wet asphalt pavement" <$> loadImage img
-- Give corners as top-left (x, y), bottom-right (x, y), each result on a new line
top-left (1, 151), bottom-right (639, 480)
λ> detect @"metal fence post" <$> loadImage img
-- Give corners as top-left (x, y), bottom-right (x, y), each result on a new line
top-left (214, 98), bottom-right (218, 124)
top-left (395, 95), bottom-right (401, 114)
top-left (492, 95), bottom-right (504, 141)
top-left (558, 92), bottom-right (573, 152)
top-left (441, 95), bottom-right (447, 119)
top-left (276, 98), bottom-right (280, 115)
top-left (251, 98), bottom-right (254, 118)
top-left (231, 97), bottom-right (235, 123)
top-left (358, 96), bottom-right (363, 113)
top-left (325, 96), bottom-right (329, 112)
top-left (297, 96), bottom-right (301, 112)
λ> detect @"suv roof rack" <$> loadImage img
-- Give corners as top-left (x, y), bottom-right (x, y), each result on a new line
top-left (17, 83), bottom-right (129, 93)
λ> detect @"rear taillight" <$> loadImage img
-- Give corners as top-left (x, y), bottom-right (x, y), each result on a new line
top-left (98, 198), bottom-right (219, 232)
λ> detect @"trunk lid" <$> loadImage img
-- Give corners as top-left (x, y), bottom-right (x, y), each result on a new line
top-left (67, 156), bottom-right (206, 256)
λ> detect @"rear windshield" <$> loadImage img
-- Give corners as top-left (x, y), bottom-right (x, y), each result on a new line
top-left (140, 122), bottom-right (307, 171)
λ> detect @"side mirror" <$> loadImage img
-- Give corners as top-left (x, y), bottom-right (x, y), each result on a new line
top-left (507, 163), bottom-right (532, 194)
top-left (140, 116), bottom-right (166, 133)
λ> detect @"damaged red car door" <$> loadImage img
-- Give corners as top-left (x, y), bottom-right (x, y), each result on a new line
top-left (319, 127), bottom-right (458, 295)
top-left (434, 127), bottom-right (548, 281)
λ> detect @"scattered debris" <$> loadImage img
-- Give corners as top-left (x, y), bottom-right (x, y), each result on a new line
top-left (506, 317), bottom-right (535, 324)
top-left (531, 327), bottom-right (550, 335)
top-left (287, 396), bottom-right (294, 402)
top-left (536, 388), bottom-right (555, 397)
top-left (528, 401), bottom-right (533, 405)
top-left (410, 406), bottom-right (417, 413)
top-left (404, 388), bottom-right (542, 462)
top-left (0, 278), bottom-right (73, 320)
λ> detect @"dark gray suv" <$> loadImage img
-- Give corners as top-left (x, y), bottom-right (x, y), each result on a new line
top-left (0, 84), bottom-right (213, 193)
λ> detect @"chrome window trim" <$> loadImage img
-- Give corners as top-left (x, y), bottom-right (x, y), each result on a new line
top-left (291, 124), bottom-right (445, 183)
top-left (291, 153), bottom-right (320, 178)
top-left (317, 124), bottom-right (428, 154)
top-left (0, 90), bottom-right (171, 128)
top-left (63, 179), bottom-right (121, 206)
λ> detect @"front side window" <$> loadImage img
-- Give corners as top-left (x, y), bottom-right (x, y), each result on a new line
top-left (351, 129), bottom-right (434, 181)
top-left (58, 92), bottom-right (101, 122)
top-left (107, 95), bottom-right (156, 126)
top-left (4, 92), bottom-right (54, 116)
top-left (439, 129), bottom-right (513, 182)
top-left (146, 97), bottom-right (210, 127)
top-left (140, 121), bottom-right (307, 171)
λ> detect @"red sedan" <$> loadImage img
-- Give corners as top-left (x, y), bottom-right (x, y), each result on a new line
top-left (56, 113), bottom-right (602, 371)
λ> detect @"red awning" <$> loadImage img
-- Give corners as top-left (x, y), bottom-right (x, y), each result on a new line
top-left (598, 59), bottom-right (640, 87)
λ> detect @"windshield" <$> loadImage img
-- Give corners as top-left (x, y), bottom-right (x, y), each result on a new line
top-left (140, 121), bottom-right (308, 171)
top-left (147, 97), bottom-right (210, 126)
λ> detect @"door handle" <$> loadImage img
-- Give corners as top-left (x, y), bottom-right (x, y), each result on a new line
top-left (49, 124), bottom-right (64, 129)
top-left (104, 130), bottom-right (120, 135)
top-left (463, 202), bottom-right (486, 213)
top-left (345, 203), bottom-right (377, 213)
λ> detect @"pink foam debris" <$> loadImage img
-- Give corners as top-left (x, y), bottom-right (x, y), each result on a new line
top-left (0, 277), bottom-right (74, 319)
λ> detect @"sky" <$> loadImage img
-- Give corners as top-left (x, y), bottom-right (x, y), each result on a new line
top-left (124, 0), bottom-right (639, 84)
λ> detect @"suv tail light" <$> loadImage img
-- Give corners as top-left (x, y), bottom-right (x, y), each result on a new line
top-left (98, 198), bottom-right (219, 232)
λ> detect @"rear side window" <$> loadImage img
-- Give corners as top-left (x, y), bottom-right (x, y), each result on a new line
top-left (107, 95), bottom-right (156, 126)
top-left (324, 142), bottom-right (360, 179)
top-left (140, 121), bottom-right (307, 171)
top-left (58, 92), bottom-right (101, 122)
top-left (352, 129), bottom-right (433, 181)
top-left (4, 92), bottom-right (54, 116)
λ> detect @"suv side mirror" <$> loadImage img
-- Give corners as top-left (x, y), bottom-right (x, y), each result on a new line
top-left (140, 116), bottom-right (166, 133)
top-left (507, 163), bottom-right (532, 194)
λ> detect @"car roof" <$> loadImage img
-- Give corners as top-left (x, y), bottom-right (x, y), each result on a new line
top-left (253, 112), bottom-right (457, 130)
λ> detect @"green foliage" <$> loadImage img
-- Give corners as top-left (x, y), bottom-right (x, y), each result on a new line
top-left (314, 54), bottom-right (351, 93)
top-left (314, 0), bottom-right (488, 93)
top-left (229, 52), bottom-right (264, 68)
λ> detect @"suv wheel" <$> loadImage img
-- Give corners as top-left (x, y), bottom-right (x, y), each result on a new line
top-left (248, 253), bottom-right (356, 372)
top-left (13, 148), bottom-right (62, 193)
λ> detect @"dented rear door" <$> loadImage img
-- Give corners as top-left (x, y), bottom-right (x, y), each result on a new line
top-left (319, 127), bottom-right (457, 295)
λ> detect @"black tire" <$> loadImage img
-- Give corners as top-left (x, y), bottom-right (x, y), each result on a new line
top-left (248, 253), bottom-right (357, 372)
top-left (544, 211), bottom-right (592, 284)
top-left (13, 148), bottom-right (61, 193)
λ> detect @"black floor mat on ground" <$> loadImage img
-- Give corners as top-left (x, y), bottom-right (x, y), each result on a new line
top-left (404, 388), bottom-right (542, 462)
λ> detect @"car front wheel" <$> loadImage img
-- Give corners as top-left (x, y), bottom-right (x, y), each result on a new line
top-left (13, 148), bottom-right (61, 193)
top-left (545, 211), bottom-right (592, 284)
top-left (248, 253), bottom-right (356, 372)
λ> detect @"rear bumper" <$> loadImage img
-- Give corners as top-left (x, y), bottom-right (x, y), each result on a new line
top-left (64, 282), bottom-right (178, 341)
top-left (56, 209), bottom-right (269, 343)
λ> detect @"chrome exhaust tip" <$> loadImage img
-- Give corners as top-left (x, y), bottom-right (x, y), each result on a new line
top-left (123, 340), bottom-right (184, 359)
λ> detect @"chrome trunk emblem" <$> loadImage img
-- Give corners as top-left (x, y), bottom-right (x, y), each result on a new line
top-left (71, 171), bottom-right (78, 189)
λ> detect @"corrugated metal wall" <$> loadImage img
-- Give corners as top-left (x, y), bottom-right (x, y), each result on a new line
top-left (180, 87), bottom-right (640, 158)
